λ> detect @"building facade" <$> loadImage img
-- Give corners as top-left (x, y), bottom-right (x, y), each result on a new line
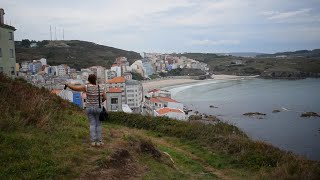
top-left (0, 8), bottom-right (16, 78)
top-left (125, 80), bottom-right (143, 113)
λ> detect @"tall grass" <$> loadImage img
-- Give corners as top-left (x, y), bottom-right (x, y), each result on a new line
top-left (0, 75), bottom-right (89, 179)
top-left (108, 112), bottom-right (320, 179)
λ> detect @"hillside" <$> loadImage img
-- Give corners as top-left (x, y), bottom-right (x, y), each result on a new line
top-left (1, 74), bottom-right (320, 179)
top-left (176, 53), bottom-right (320, 79)
top-left (257, 49), bottom-right (320, 58)
top-left (15, 40), bottom-right (142, 70)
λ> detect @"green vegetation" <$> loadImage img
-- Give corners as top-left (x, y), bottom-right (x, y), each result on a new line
top-left (15, 40), bottom-right (142, 70)
top-left (1, 74), bottom-right (319, 179)
top-left (177, 53), bottom-right (320, 78)
top-left (131, 71), bottom-right (145, 81)
top-left (159, 68), bottom-right (206, 77)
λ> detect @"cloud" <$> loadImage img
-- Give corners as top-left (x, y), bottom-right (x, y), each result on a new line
top-left (191, 39), bottom-right (240, 46)
top-left (2, 0), bottom-right (320, 53)
top-left (263, 8), bottom-right (313, 22)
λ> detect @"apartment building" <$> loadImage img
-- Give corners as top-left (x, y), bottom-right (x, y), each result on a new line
top-left (0, 8), bottom-right (16, 78)
top-left (125, 80), bottom-right (143, 113)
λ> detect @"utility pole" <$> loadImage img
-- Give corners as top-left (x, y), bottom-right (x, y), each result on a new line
top-left (63, 28), bottom-right (65, 40)
top-left (50, 25), bottom-right (52, 41)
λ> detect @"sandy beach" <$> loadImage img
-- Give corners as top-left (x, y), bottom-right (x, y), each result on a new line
top-left (142, 75), bottom-right (257, 91)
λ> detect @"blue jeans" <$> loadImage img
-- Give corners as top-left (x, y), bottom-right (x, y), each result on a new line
top-left (85, 106), bottom-right (102, 142)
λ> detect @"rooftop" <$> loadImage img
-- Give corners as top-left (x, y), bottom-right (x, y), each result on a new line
top-left (107, 87), bottom-right (122, 93)
top-left (150, 97), bottom-right (161, 103)
top-left (107, 77), bottom-right (126, 84)
top-left (149, 97), bottom-right (179, 103)
top-left (156, 108), bottom-right (184, 115)
top-left (0, 24), bottom-right (16, 31)
top-left (148, 89), bottom-right (160, 93)
top-left (158, 97), bottom-right (179, 103)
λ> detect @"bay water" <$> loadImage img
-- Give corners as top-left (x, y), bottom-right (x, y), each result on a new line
top-left (165, 78), bottom-right (320, 160)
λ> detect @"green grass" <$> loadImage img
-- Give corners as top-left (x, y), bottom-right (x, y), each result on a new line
top-left (0, 113), bottom-right (89, 179)
top-left (1, 75), bottom-right (320, 179)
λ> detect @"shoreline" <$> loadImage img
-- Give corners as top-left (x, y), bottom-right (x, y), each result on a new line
top-left (142, 75), bottom-right (257, 91)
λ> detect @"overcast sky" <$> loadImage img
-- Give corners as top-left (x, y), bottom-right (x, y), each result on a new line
top-left (2, 0), bottom-right (320, 53)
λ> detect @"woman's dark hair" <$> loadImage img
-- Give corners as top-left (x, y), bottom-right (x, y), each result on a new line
top-left (88, 74), bottom-right (97, 85)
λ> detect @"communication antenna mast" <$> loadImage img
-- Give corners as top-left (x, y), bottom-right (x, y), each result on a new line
top-left (50, 25), bottom-right (52, 41)
top-left (63, 28), bottom-right (65, 40)
top-left (55, 26), bottom-right (57, 40)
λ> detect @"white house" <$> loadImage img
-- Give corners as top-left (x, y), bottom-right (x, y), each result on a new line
top-left (145, 96), bottom-right (184, 116)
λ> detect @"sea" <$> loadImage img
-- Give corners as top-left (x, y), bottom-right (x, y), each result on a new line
top-left (164, 78), bottom-right (320, 160)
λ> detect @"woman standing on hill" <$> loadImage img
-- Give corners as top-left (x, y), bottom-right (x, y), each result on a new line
top-left (65, 74), bottom-right (106, 147)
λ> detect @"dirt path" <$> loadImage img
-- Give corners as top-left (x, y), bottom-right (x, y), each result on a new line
top-left (78, 126), bottom-right (238, 180)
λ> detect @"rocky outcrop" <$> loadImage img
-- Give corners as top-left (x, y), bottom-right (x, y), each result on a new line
top-left (261, 70), bottom-right (320, 79)
top-left (243, 112), bottom-right (266, 116)
top-left (301, 112), bottom-right (320, 117)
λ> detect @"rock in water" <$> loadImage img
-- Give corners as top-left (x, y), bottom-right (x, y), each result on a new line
top-left (243, 112), bottom-right (266, 116)
top-left (301, 112), bottom-right (320, 117)
top-left (272, 110), bottom-right (281, 113)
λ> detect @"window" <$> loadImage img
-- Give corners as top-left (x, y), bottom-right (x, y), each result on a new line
top-left (9, 32), bottom-right (13, 40)
top-left (11, 67), bottom-right (14, 75)
top-left (10, 49), bottom-right (14, 58)
top-left (0, 48), bottom-right (2, 57)
top-left (111, 98), bottom-right (118, 104)
top-left (0, 67), bottom-right (3, 73)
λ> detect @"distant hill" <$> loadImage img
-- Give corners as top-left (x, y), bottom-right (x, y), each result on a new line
top-left (175, 52), bottom-right (320, 79)
top-left (15, 40), bottom-right (142, 70)
top-left (257, 49), bottom-right (320, 58)
top-left (219, 52), bottom-right (266, 57)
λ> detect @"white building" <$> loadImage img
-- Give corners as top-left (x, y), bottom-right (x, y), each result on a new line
top-left (39, 58), bottom-right (47, 66)
top-left (57, 64), bottom-right (70, 77)
top-left (89, 66), bottom-right (106, 83)
top-left (106, 76), bottom-right (126, 104)
top-left (105, 69), bottom-right (117, 82)
top-left (142, 58), bottom-right (154, 77)
top-left (125, 80), bottom-right (143, 113)
top-left (130, 60), bottom-right (145, 77)
top-left (111, 65), bottom-right (121, 77)
top-left (145, 96), bottom-right (184, 117)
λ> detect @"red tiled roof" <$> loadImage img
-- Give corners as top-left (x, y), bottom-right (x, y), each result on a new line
top-left (156, 108), bottom-right (184, 115)
top-left (107, 77), bottom-right (126, 84)
top-left (108, 88), bottom-right (122, 93)
top-left (150, 97), bottom-right (161, 103)
top-left (158, 97), bottom-right (179, 103)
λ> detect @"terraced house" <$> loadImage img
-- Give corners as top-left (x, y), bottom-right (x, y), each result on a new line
top-left (0, 8), bottom-right (16, 78)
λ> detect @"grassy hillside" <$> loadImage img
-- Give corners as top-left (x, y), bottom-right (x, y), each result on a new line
top-left (1, 74), bottom-right (319, 179)
top-left (257, 49), bottom-right (320, 58)
top-left (15, 40), bottom-right (142, 70)
top-left (176, 53), bottom-right (320, 78)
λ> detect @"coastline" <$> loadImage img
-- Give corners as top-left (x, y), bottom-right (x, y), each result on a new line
top-left (142, 75), bottom-right (257, 91)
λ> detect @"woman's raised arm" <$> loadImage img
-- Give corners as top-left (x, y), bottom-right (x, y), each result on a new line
top-left (66, 83), bottom-right (86, 92)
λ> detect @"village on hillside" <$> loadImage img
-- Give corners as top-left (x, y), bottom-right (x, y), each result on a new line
top-left (13, 53), bottom-right (210, 120)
